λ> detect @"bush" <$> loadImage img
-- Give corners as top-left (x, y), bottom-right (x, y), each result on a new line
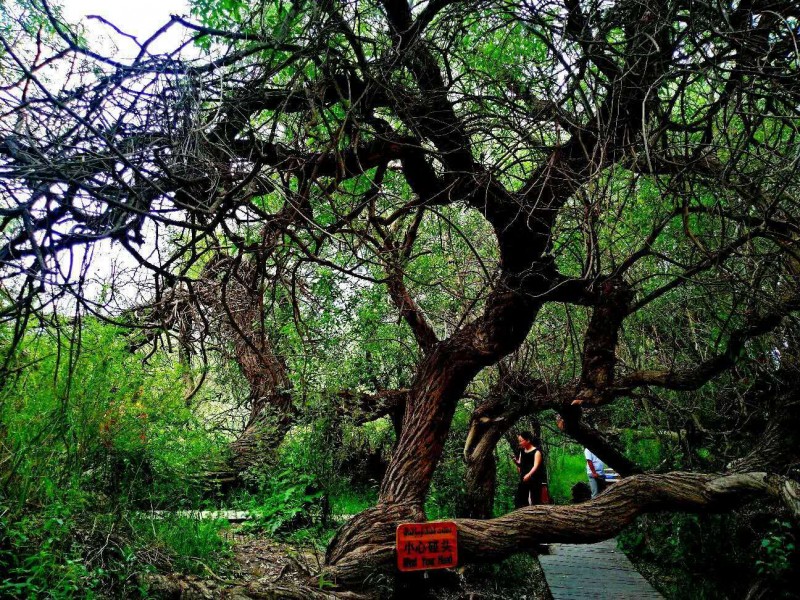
top-left (0, 320), bottom-right (230, 595)
top-left (1, 321), bottom-right (226, 510)
top-left (239, 470), bottom-right (327, 537)
top-left (0, 496), bottom-right (104, 599)
top-left (126, 514), bottom-right (233, 577)
top-left (756, 519), bottom-right (796, 578)
top-left (0, 503), bottom-right (232, 598)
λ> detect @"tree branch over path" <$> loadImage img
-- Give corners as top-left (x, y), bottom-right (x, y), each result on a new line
top-left (369, 0), bottom-right (680, 515)
top-left (328, 471), bottom-right (800, 583)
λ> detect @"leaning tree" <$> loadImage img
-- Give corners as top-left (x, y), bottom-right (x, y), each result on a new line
top-left (1, 0), bottom-right (800, 591)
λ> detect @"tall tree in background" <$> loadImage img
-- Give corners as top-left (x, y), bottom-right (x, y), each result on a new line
top-left (1, 0), bottom-right (800, 589)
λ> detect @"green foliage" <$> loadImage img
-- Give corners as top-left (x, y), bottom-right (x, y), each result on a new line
top-left (0, 501), bottom-right (232, 598)
top-left (0, 321), bottom-right (225, 507)
top-left (493, 442), bottom-right (520, 516)
top-left (126, 514), bottom-right (232, 576)
top-left (756, 519), bottom-right (796, 577)
top-left (0, 320), bottom-right (230, 594)
top-left (1, 1), bottom-right (798, 595)
top-left (189, 0), bottom-right (301, 51)
top-left (617, 510), bottom-right (798, 599)
top-left (544, 442), bottom-right (587, 505)
top-left (330, 489), bottom-right (377, 520)
top-left (0, 495), bottom-right (104, 599)
top-left (618, 513), bottom-right (725, 599)
top-left (618, 433), bottom-right (664, 470)
top-left (0, 0), bottom-right (61, 40)
top-left (239, 470), bottom-right (325, 537)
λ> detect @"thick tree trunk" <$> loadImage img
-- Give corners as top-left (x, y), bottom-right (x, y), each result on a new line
top-left (324, 472), bottom-right (799, 586)
top-left (227, 392), bottom-right (294, 475)
top-left (225, 330), bottom-right (294, 474)
top-left (463, 449), bottom-right (497, 519)
top-left (196, 256), bottom-right (297, 488)
top-left (325, 0), bottom-right (675, 579)
top-left (136, 268), bottom-right (297, 489)
top-left (377, 345), bottom-right (483, 505)
top-left (369, 287), bottom-right (543, 511)
top-left (457, 472), bottom-right (799, 561)
top-left (325, 502), bottom-right (423, 581)
top-left (325, 339), bottom-right (505, 566)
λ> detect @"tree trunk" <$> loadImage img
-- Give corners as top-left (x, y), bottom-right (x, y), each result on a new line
top-left (227, 392), bottom-right (294, 475)
top-left (324, 0), bottom-right (676, 579)
top-left (196, 256), bottom-right (297, 488)
top-left (559, 408), bottom-right (643, 476)
top-left (463, 448), bottom-right (497, 519)
top-left (325, 342), bottom-right (493, 568)
top-left (324, 472), bottom-right (799, 586)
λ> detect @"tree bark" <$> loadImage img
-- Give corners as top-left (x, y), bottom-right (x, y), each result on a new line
top-left (324, 472), bottom-right (799, 585)
top-left (728, 369), bottom-right (800, 475)
top-left (463, 446), bottom-right (497, 520)
top-left (559, 409), bottom-right (643, 476)
top-left (192, 255), bottom-right (297, 487)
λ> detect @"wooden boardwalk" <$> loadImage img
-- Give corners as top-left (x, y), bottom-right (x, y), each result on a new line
top-left (539, 539), bottom-right (663, 599)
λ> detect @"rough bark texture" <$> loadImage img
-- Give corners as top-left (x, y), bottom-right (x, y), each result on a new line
top-left (573, 279), bottom-right (632, 405)
top-left (3, 2), bottom-right (800, 597)
top-left (325, 472), bottom-right (799, 586)
top-left (326, 0), bottom-right (675, 570)
top-left (459, 278), bottom-right (638, 517)
top-left (463, 450), bottom-right (497, 520)
top-left (729, 371), bottom-right (800, 475)
top-left (197, 257), bottom-right (296, 485)
top-left (456, 472), bottom-right (800, 560)
top-left (335, 389), bottom-right (408, 426)
top-left (615, 291), bottom-right (800, 395)
top-left (325, 503), bottom-right (423, 582)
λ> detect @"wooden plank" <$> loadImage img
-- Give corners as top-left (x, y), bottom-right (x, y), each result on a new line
top-left (543, 564), bottom-right (650, 576)
top-left (545, 575), bottom-right (659, 588)
top-left (547, 587), bottom-right (662, 600)
top-left (546, 578), bottom-right (656, 588)
top-left (539, 539), bottom-right (663, 600)
top-left (544, 555), bottom-right (627, 564)
top-left (145, 509), bottom-right (252, 522)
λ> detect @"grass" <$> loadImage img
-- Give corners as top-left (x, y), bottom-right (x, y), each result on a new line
top-left (547, 443), bottom-right (588, 504)
top-left (330, 489), bottom-right (377, 518)
top-left (127, 513), bottom-right (233, 576)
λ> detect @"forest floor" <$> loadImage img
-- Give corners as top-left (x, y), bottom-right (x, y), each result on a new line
top-left (144, 535), bottom-right (327, 599)
top-left (143, 531), bottom-right (554, 599)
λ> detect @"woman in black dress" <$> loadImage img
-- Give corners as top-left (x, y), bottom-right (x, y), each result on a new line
top-left (512, 432), bottom-right (546, 508)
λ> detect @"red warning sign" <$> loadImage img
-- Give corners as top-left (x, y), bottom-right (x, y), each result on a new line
top-left (396, 521), bottom-right (458, 572)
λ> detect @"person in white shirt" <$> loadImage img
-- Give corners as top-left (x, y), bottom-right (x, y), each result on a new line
top-left (584, 449), bottom-right (606, 498)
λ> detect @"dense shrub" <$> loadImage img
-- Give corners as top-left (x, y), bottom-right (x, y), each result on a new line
top-left (0, 321), bottom-right (231, 595)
